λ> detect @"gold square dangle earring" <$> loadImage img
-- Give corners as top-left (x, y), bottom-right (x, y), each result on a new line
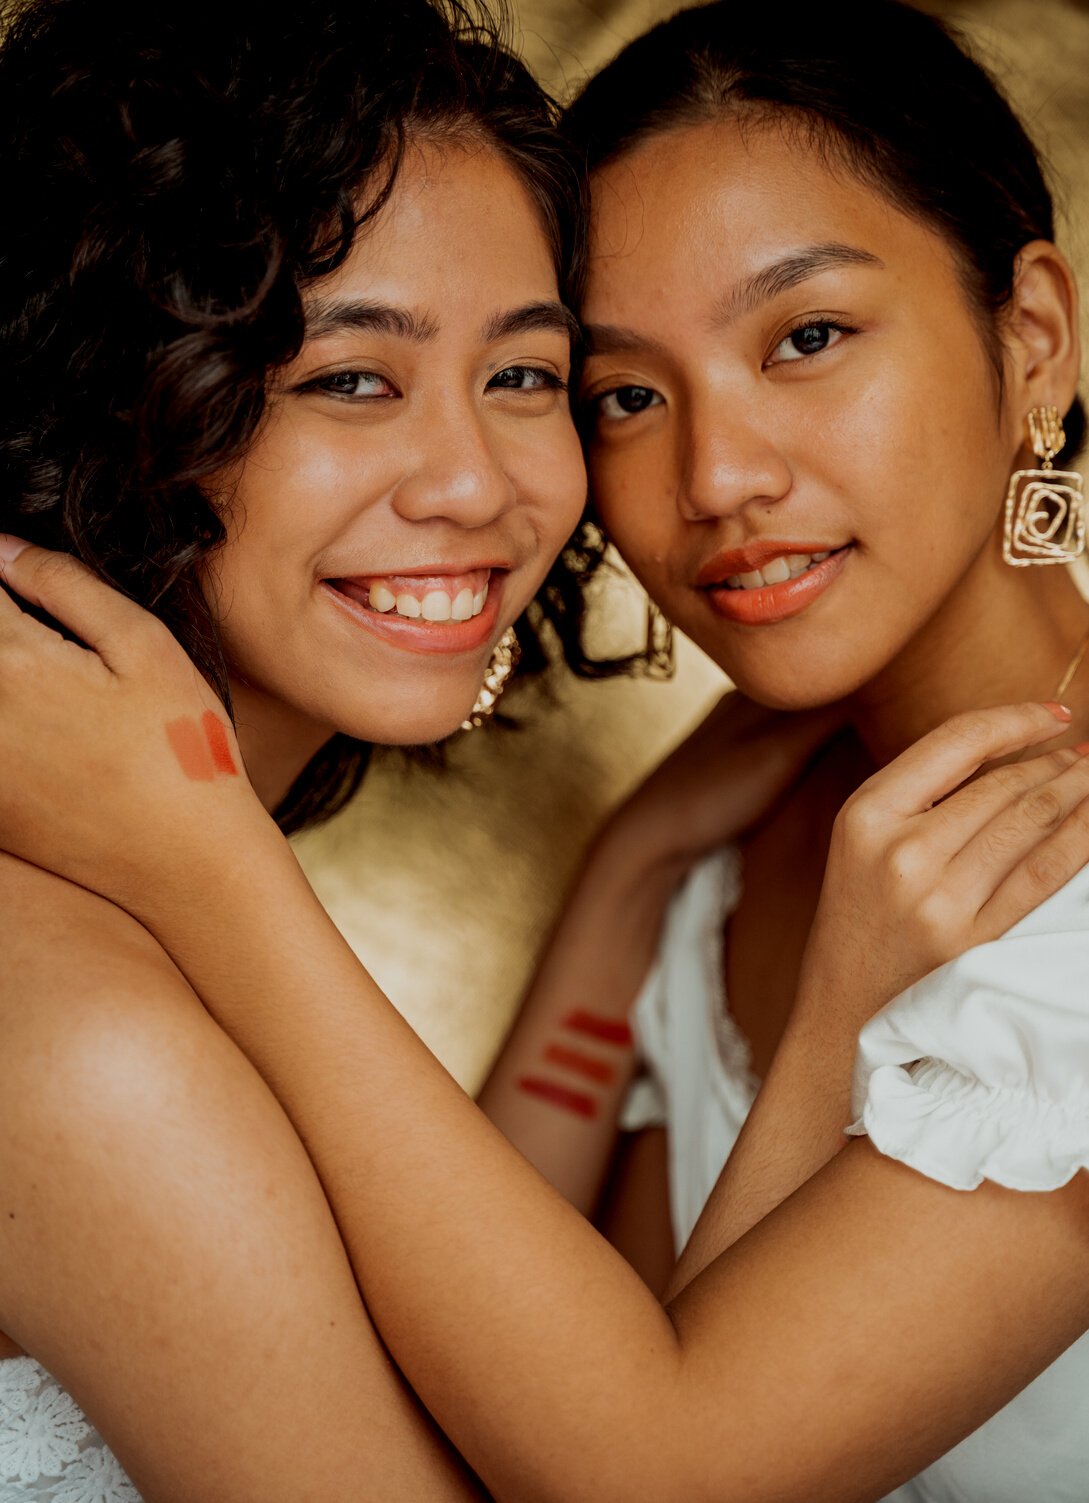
top-left (1003, 404), bottom-right (1085, 566)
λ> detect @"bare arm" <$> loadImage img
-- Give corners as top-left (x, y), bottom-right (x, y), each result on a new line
top-left (0, 857), bottom-right (480, 1503)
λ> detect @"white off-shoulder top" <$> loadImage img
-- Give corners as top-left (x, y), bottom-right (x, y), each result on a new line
top-left (623, 847), bottom-right (1089, 1503)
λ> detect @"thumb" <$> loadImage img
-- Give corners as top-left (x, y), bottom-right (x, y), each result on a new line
top-left (0, 535), bottom-right (163, 673)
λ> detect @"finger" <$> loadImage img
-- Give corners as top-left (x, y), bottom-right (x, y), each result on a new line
top-left (914, 745), bottom-right (1083, 863)
top-left (975, 778), bottom-right (1089, 940)
top-left (948, 746), bottom-right (1089, 913)
top-left (0, 544), bottom-right (103, 665)
top-left (854, 702), bottom-right (1072, 818)
top-left (0, 536), bottom-right (155, 672)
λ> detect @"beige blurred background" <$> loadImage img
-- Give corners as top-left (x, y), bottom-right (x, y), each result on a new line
top-left (293, 0), bottom-right (1089, 1092)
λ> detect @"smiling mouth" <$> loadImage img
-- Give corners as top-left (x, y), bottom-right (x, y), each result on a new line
top-left (330, 568), bottom-right (493, 623)
top-left (715, 549), bottom-right (839, 590)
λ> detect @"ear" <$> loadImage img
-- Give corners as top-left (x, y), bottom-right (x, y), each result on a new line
top-left (1005, 240), bottom-right (1081, 418)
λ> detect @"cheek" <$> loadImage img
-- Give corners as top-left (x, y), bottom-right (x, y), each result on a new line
top-left (589, 443), bottom-right (672, 572)
top-left (516, 418), bottom-right (589, 544)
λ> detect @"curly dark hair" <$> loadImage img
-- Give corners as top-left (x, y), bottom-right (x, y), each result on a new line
top-left (0, 0), bottom-right (623, 834)
top-left (565, 0), bottom-right (1085, 464)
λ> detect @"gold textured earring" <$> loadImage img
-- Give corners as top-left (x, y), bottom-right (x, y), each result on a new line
top-left (1003, 404), bottom-right (1085, 566)
top-left (461, 626), bottom-right (521, 730)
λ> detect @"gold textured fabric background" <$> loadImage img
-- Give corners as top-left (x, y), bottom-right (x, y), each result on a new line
top-left (293, 0), bottom-right (1089, 1091)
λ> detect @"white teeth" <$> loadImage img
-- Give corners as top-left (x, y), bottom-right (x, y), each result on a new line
top-left (450, 588), bottom-right (475, 622)
top-left (724, 551), bottom-right (834, 590)
top-left (364, 577), bottom-right (490, 620)
top-left (421, 590), bottom-right (452, 622)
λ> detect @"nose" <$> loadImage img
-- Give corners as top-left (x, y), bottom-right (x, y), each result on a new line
top-left (675, 392), bottom-right (793, 523)
top-left (391, 393), bottom-right (518, 528)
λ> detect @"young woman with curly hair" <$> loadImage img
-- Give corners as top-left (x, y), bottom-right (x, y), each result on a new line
top-left (1, 2), bottom-right (1089, 1502)
top-left (0, 0), bottom-right (614, 1495)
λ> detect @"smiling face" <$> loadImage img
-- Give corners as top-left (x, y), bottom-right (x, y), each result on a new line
top-left (580, 118), bottom-right (1025, 710)
top-left (207, 138), bottom-right (585, 756)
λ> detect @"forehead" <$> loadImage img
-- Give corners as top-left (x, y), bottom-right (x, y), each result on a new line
top-left (583, 118), bottom-right (957, 323)
top-left (310, 139), bottom-right (559, 315)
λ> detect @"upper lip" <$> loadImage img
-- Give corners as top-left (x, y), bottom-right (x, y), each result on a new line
top-left (696, 540), bottom-right (844, 586)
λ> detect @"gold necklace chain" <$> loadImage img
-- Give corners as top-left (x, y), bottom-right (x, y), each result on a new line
top-left (1054, 624), bottom-right (1089, 702)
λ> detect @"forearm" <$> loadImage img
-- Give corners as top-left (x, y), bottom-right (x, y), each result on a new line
top-left (667, 1002), bottom-right (854, 1298)
top-left (667, 932), bottom-right (893, 1298)
top-left (478, 817), bottom-right (686, 1213)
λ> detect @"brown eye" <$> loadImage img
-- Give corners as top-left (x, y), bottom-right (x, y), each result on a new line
top-left (488, 366), bottom-right (565, 391)
top-left (306, 371), bottom-right (397, 398)
top-left (597, 385), bottom-right (661, 420)
top-left (770, 321), bottom-right (850, 365)
top-left (791, 325), bottom-right (832, 355)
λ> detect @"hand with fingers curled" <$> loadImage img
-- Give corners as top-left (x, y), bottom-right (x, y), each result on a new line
top-left (796, 701), bottom-right (1089, 1030)
top-left (0, 536), bottom-right (269, 917)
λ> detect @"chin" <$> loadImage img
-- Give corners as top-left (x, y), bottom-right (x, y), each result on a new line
top-left (725, 656), bottom-right (868, 713)
top-left (331, 693), bottom-right (482, 748)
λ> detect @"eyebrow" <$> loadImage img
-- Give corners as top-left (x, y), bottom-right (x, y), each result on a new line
top-left (712, 242), bottom-right (884, 325)
top-left (583, 242), bottom-right (883, 359)
top-left (304, 296), bottom-right (579, 348)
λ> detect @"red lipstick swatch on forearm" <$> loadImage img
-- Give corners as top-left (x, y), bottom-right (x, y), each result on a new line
top-left (516, 1076), bottom-right (600, 1118)
top-left (515, 1011), bottom-right (634, 1117)
top-left (561, 1010), bottom-right (633, 1047)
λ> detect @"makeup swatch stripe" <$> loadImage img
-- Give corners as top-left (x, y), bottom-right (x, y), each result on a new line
top-left (543, 1044), bottom-right (616, 1085)
top-left (166, 717), bottom-right (216, 782)
top-left (561, 1010), bottom-right (633, 1048)
top-left (517, 1076), bottom-right (599, 1119)
top-left (202, 710), bottom-right (239, 776)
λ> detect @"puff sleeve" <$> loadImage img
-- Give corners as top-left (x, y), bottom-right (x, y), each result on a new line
top-left (846, 865), bottom-right (1089, 1192)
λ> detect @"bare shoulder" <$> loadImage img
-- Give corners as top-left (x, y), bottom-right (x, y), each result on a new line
top-left (0, 849), bottom-right (225, 1134)
top-left (0, 846), bottom-right (200, 1031)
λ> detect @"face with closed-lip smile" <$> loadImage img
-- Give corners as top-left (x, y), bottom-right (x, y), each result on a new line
top-left (580, 118), bottom-right (1033, 711)
top-left (206, 138), bottom-right (585, 767)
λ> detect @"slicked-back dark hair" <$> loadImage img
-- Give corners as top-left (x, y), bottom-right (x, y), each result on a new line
top-left (0, 0), bottom-right (615, 833)
top-left (565, 0), bottom-right (1084, 458)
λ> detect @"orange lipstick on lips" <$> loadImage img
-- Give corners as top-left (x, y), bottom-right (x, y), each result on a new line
top-left (697, 541), bottom-right (851, 626)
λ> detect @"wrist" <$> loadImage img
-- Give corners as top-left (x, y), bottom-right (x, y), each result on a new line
top-left (581, 813), bottom-right (693, 921)
top-left (117, 798), bottom-right (291, 938)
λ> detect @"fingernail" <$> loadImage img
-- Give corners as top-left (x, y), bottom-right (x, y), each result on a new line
top-left (0, 535), bottom-right (29, 563)
top-left (1042, 701), bottom-right (1073, 721)
top-left (1076, 742), bottom-right (1089, 755)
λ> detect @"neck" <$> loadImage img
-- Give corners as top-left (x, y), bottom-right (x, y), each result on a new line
top-left (848, 537), bottom-right (1089, 766)
top-left (228, 679), bottom-right (337, 814)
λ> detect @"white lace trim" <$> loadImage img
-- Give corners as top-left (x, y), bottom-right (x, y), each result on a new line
top-left (0, 1359), bottom-right (140, 1502)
